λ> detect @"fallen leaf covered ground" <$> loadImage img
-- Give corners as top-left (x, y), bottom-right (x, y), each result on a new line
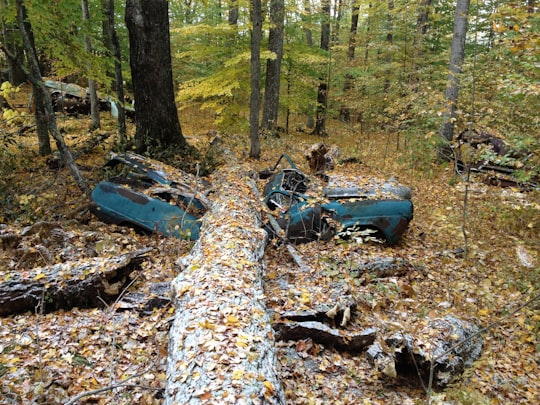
top-left (0, 91), bottom-right (539, 404)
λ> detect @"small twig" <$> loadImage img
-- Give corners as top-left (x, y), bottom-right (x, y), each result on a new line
top-left (35, 288), bottom-right (45, 386)
top-left (63, 359), bottom-right (159, 405)
top-left (66, 271), bottom-right (163, 405)
top-left (96, 271), bottom-right (142, 388)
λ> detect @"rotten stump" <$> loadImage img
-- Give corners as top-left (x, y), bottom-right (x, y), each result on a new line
top-left (367, 315), bottom-right (483, 388)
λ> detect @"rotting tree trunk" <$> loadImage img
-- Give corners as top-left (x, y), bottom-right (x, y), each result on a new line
top-left (367, 315), bottom-right (483, 388)
top-left (0, 248), bottom-right (151, 316)
top-left (165, 164), bottom-right (285, 405)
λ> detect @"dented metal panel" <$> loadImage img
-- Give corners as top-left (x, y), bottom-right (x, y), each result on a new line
top-left (90, 153), bottom-right (206, 240)
top-left (262, 154), bottom-right (414, 245)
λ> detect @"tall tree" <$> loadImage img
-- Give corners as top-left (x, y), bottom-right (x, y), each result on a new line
top-left (0, 0), bottom-right (25, 84)
top-left (312, 0), bottom-right (331, 136)
top-left (302, 0), bottom-right (315, 129)
top-left (262, 0), bottom-right (285, 136)
top-left (249, 0), bottom-right (263, 158)
top-left (439, 0), bottom-right (471, 147)
top-left (383, 0), bottom-right (394, 94)
top-left (8, 0), bottom-right (88, 193)
top-left (81, 0), bottom-right (100, 131)
top-left (105, 0), bottom-right (127, 144)
top-left (19, 1), bottom-right (51, 155)
top-left (228, 0), bottom-right (239, 25)
top-left (340, 1), bottom-right (360, 122)
top-left (408, 0), bottom-right (432, 90)
top-left (125, 0), bottom-right (188, 155)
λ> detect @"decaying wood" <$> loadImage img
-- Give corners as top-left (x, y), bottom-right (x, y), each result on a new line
top-left (0, 248), bottom-right (152, 316)
top-left (305, 143), bottom-right (328, 173)
top-left (279, 295), bottom-right (357, 327)
top-left (350, 257), bottom-right (419, 280)
top-left (165, 164), bottom-right (285, 405)
top-left (118, 282), bottom-right (171, 314)
top-left (274, 321), bottom-right (377, 352)
top-left (366, 315), bottom-right (483, 388)
top-left (305, 143), bottom-right (339, 173)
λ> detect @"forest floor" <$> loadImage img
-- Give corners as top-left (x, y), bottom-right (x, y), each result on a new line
top-left (0, 91), bottom-right (539, 404)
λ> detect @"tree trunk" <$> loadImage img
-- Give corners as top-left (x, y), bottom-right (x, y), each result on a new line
top-left (439, 0), bottom-right (470, 147)
top-left (364, 2), bottom-right (372, 63)
top-left (249, 0), bottom-right (262, 158)
top-left (383, 0), bottom-right (394, 94)
top-left (302, 0), bottom-right (315, 129)
top-left (0, 2), bottom-right (26, 85)
top-left (33, 85), bottom-right (51, 155)
top-left (332, 0), bottom-right (345, 45)
top-left (81, 0), bottom-right (100, 131)
top-left (261, 0), bottom-right (285, 136)
top-left (228, 0), bottom-right (239, 25)
top-left (105, 0), bottom-right (127, 144)
top-left (10, 0), bottom-right (89, 194)
top-left (312, 0), bottom-right (331, 136)
top-left (165, 164), bottom-right (285, 404)
top-left (19, 3), bottom-right (51, 155)
top-left (0, 248), bottom-right (151, 316)
top-left (408, 0), bottom-right (432, 90)
top-left (340, 1), bottom-right (360, 122)
top-left (125, 0), bottom-right (188, 155)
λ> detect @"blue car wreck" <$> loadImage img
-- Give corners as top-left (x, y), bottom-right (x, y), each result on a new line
top-left (262, 155), bottom-right (413, 245)
top-left (90, 153), bottom-right (209, 240)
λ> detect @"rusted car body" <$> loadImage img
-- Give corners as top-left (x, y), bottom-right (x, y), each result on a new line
top-left (263, 155), bottom-right (413, 245)
top-left (44, 79), bottom-right (110, 115)
top-left (90, 153), bottom-right (208, 240)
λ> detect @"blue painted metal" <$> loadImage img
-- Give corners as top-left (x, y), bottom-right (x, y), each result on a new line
top-left (90, 153), bottom-right (205, 240)
top-left (263, 155), bottom-right (413, 245)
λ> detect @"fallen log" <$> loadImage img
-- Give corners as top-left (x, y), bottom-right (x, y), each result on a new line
top-left (165, 164), bottom-right (285, 405)
top-left (350, 257), bottom-right (420, 280)
top-left (273, 321), bottom-right (377, 352)
top-left (117, 282), bottom-right (171, 315)
top-left (0, 248), bottom-right (152, 316)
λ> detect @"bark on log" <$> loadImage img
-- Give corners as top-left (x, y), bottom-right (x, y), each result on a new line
top-left (273, 321), bottom-right (377, 352)
top-left (118, 282), bottom-right (171, 315)
top-left (0, 248), bottom-right (152, 316)
top-left (165, 164), bottom-right (285, 405)
top-left (350, 257), bottom-right (420, 280)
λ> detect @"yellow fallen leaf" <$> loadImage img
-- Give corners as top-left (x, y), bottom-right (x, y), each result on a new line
top-left (33, 272), bottom-right (46, 281)
top-left (226, 315), bottom-right (240, 326)
top-left (264, 380), bottom-right (275, 396)
top-left (198, 319), bottom-right (216, 330)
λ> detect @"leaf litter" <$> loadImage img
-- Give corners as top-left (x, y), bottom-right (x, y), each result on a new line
top-left (0, 107), bottom-right (538, 404)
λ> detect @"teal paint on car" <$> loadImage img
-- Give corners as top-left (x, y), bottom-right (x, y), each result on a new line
top-left (90, 153), bottom-right (207, 241)
top-left (262, 155), bottom-right (413, 245)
